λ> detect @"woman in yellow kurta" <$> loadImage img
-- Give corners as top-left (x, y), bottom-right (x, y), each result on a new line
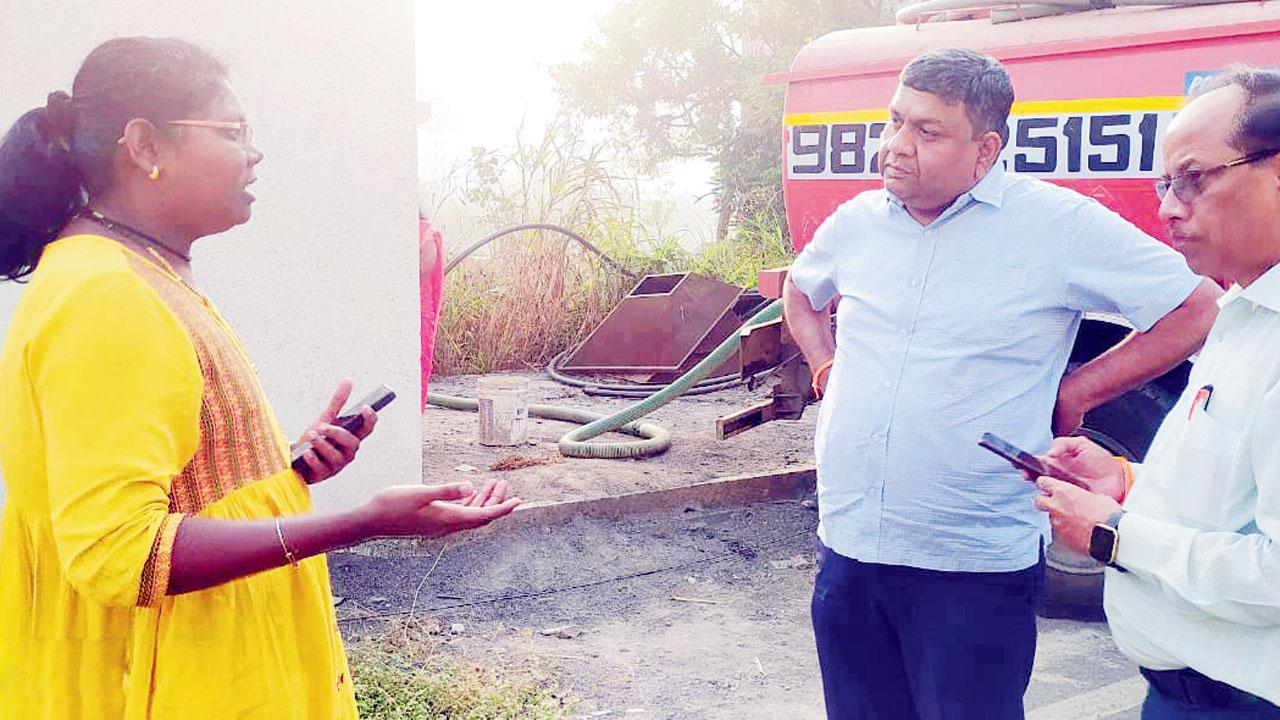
top-left (0, 37), bottom-right (520, 719)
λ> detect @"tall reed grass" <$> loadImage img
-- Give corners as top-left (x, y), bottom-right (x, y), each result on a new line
top-left (428, 119), bottom-right (792, 376)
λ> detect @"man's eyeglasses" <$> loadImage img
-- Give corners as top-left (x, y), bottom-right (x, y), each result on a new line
top-left (1155, 147), bottom-right (1280, 203)
top-left (166, 119), bottom-right (253, 148)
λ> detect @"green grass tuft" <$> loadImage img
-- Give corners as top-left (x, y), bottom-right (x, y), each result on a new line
top-left (351, 651), bottom-right (571, 720)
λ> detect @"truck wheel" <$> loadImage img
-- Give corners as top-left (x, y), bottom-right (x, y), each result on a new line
top-left (1040, 379), bottom-right (1176, 621)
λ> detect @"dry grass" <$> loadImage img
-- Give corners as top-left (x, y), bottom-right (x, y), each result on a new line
top-left (434, 229), bottom-right (637, 376)
top-left (428, 118), bottom-right (792, 377)
top-left (489, 453), bottom-right (564, 472)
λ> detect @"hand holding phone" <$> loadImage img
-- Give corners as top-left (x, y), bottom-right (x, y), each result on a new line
top-left (978, 432), bottom-right (1089, 489)
top-left (292, 384), bottom-right (396, 482)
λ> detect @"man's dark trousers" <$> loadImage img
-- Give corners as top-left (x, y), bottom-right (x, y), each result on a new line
top-left (1140, 668), bottom-right (1280, 719)
top-left (811, 541), bottom-right (1045, 720)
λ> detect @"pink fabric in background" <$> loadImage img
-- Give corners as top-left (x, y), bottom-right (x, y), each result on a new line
top-left (419, 217), bottom-right (445, 410)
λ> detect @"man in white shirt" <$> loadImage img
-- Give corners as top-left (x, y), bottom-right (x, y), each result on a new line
top-left (1034, 66), bottom-right (1280, 717)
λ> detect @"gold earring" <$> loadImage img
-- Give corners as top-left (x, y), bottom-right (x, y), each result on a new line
top-left (149, 166), bottom-right (161, 181)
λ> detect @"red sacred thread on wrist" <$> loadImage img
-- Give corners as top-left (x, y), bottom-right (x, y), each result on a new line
top-left (811, 358), bottom-right (834, 400)
top-left (1114, 456), bottom-right (1135, 503)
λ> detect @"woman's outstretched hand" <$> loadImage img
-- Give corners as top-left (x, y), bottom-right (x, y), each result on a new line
top-left (167, 480), bottom-right (520, 595)
top-left (358, 480), bottom-right (521, 539)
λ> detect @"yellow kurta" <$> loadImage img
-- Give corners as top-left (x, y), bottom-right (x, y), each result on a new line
top-left (0, 235), bottom-right (358, 719)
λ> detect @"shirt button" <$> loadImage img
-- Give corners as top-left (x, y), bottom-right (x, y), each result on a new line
top-left (910, 279), bottom-right (920, 287)
top-left (883, 381), bottom-right (893, 389)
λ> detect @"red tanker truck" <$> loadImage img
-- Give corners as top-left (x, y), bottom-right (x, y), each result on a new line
top-left (754, 1), bottom-right (1280, 615)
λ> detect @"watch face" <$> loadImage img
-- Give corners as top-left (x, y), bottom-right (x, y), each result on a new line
top-left (1090, 524), bottom-right (1117, 565)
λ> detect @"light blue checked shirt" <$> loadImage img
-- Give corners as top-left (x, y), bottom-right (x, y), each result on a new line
top-left (790, 163), bottom-right (1201, 572)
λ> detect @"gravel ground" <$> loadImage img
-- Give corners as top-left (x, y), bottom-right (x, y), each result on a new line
top-left (423, 372), bottom-right (818, 504)
top-left (333, 500), bottom-right (1145, 720)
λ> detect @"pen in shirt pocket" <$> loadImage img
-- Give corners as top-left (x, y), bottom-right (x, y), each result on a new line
top-left (1188, 384), bottom-right (1214, 420)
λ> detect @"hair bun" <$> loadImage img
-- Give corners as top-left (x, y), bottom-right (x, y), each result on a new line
top-left (44, 90), bottom-right (76, 141)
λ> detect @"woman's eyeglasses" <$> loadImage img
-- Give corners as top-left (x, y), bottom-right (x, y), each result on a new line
top-left (166, 119), bottom-right (253, 148)
top-left (1155, 147), bottom-right (1280, 204)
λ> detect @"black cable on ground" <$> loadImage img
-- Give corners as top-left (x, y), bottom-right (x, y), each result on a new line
top-left (543, 291), bottom-right (772, 398)
top-left (546, 350), bottom-right (745, 398)
top-left (335, 527), bottom-right (814, 625)
top-left (442, 222), bottom-right (639, 279)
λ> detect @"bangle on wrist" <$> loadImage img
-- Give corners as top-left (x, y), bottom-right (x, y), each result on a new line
top-left (275, 517), bottom-right (300, 568)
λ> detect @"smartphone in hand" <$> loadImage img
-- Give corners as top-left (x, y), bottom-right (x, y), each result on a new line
top-left (291, 385), bottom-right (396, 479)
top-left (978, 432), bottom-right (1089, 489)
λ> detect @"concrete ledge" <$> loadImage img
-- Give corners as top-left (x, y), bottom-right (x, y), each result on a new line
top-left (497, 464), bottom-right (816, 531)
top-left (348, 465), bottom-right (816, 558)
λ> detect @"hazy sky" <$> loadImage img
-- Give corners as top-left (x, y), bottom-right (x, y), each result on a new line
top-left (413, 0), bottom-right (718, 242)
top-left (415, 0), bottom-right (616, 167)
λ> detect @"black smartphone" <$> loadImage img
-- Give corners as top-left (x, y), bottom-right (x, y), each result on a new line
top-left (978, 432), bottom-right (1089, 489)
top-left (291, 384), bottom-right (396, 480)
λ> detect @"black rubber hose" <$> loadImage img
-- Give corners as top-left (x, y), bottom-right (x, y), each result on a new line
top-left (544, 291), bottom-right (772, 398)
top-left (580, 382), bottom-right (739, 398)
top-left (442, 223), bottom-right (639, 279)
top-left (546, 350), bottom-right (743, 397)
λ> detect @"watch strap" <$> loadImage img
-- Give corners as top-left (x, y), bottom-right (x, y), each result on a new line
top-left (1100, 510), bottom-right (1128, 572)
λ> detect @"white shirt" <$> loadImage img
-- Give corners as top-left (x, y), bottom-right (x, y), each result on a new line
top-left (789, 163), bottom-right (1199, 572)
top-left (1106, 262), bottom-right (1280, 704)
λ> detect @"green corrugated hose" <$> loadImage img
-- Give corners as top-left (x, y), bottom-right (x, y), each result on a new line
top-left (424, 393), bottom-right (673, 456)
top-left (426, 298), bottom-right (784, 459)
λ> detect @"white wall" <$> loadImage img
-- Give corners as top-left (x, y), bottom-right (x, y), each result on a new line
top-left (0, 1), bottom-right (423, 511)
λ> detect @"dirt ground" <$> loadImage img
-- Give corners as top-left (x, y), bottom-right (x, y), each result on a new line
top-left (334, 500), bottom-right (1146, 720)
top-left (377, 373), bottom-right (1148, 718)
top-left (422, 372), bottom-right (818, 505)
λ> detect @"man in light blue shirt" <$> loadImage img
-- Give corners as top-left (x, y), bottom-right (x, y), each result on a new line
top-left (784, 48), bottom-right (1222, 719)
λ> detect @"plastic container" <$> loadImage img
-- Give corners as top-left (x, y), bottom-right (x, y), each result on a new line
top-left (476, 376), bottom-right (531, 446)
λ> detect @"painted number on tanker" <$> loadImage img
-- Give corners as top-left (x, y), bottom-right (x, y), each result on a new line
top-left (788, 111), bottom-right (1176, 180)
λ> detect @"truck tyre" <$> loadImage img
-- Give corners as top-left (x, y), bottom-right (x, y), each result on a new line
top-left (1040, 378), bottom-right (1176, 621)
